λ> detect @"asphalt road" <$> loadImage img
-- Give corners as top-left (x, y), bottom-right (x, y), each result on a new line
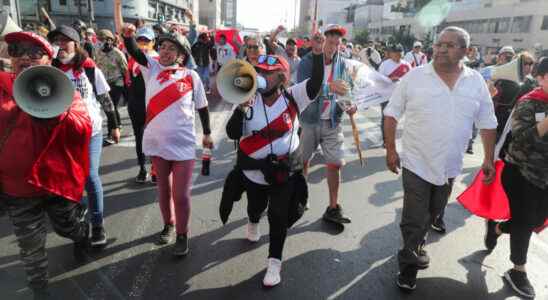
top-left (1, 93), bottom-right (547, 300)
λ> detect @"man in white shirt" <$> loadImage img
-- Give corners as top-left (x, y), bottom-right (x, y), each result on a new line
top-left (383, 26), bottom-right (498, 291)
top-left (216, 34), bottom-right (236, 70)
top-left (404, 41), bottom-right (428, 68)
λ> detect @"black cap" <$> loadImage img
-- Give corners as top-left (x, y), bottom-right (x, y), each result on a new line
top-left (48, 25), bottom-right (81, 44)
top-left (286, 38), bottom-right (297, 46)
top-left (388, 43), bottom-right (404, 52)
top-left (534, 57), bottom-right (548, 77)
top-left (158, 32), bottom-right (191, 55)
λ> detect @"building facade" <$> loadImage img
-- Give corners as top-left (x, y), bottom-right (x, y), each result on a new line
top-left (18, 0), bottom-right (197, 31)
top-left (199, 0), bottom-right (221, 29)
top-left (221, 0), bottom-right (237, 27)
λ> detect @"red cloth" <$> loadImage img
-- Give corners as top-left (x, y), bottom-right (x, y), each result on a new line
top-left (214, 29), bottom-right (242, 54)
top-left (57, 57), bottom-right (96, 78)
top-left (457, 161), bottom-right (548, 233)
top-left (295, 39), bottom-right (305, 49)
top-left (518, 87), bottom-right (548, 104)
top-left (0, 71), bottom-right (91, 202)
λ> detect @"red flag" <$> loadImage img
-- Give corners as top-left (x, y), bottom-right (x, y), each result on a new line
top-left (215, 29), bottom-right (242, 54)
top-left (457, 160), bottom-right (548, 233)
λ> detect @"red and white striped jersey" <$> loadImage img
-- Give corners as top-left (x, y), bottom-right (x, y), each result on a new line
top-left (240, 79), bottom-right (313, 185)
top-left (140, 55), bottom-right (208, 161)
top-left (379, 59), bottom-right (412, 82)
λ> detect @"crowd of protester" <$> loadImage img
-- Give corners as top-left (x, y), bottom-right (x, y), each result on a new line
top-left (0, 12), bottom-right (546, 300)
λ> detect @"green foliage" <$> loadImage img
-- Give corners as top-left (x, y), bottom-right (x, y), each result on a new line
top-left (388, 29), bottom-right (416, 51)
top-left (353, 29), bottom-right (370, 46)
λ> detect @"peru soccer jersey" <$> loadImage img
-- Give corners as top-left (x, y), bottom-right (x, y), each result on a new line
top-left (139, 55), bottom-right (208, 161)
top-left (240, 79), bottom-right (313, 185)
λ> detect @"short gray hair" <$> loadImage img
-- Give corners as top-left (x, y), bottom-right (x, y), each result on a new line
top-left (438, 26), bottom-right (471, 49)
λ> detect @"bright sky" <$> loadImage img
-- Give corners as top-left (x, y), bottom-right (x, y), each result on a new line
top-left (237, 0), bottom-right (300, 32)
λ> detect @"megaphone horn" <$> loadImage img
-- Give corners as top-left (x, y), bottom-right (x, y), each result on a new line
top-left (0, 10), bottom-right (22, 40)
top-left (480, 56), bottom-right (525, 83)
top-left (13, 65), bottom-right (75, 119)
top-left (216, 59), bottom-right (266, 104)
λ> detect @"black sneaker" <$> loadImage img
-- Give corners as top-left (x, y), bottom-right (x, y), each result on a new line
top-left (484, 220), bottom-right (500, 251)
top-left (158, 224), bottom-right (175, 245)
top-left (73, 223), bottom-right (89, 262)
top-left (323, 205), bottom-right (351, 224)
top-left (135, 169), bottom-right (148, 184)
top-left (173, 234), bottom-right (189, 257)
top-left (504, 269), bottom-right (536, 298)
top-left (417, 248), bottom-right (430, 269)
top-left (90, 226), bottom-right (108, 247)
top-left (396, 268), bottom-right (417, 291)
top-left (466, 145), bottom-right (474, 154)
top-left (103, 138), bottom-right (115, 147)
top-left (431, 217), bottom-right (446, 233)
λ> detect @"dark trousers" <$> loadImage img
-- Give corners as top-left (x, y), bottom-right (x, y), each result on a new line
top-left (2, 194), bottom-right (88, 290)
top-left (380, 102), bottom-right (388, 143)
top-left (499, 163), bottom-right (548, 265)
top-left (108, 84), bottom-right (125, 129)
top-left (127, 101), bottom-right (146, 169)
top-left (398, 169), bottom-right (454, 273)
top-left (244, 177), bottom-right (293, 260)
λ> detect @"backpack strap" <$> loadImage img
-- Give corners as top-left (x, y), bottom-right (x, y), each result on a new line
top-left (84, 67), bottom-right (98, 97)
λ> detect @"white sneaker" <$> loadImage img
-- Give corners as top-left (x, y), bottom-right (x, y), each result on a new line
top-left (246, 222), bottom-right (260, 242)
top-left (263, 258), bottom-right (282, 287)
top-left (305, 200), bottom-right (310, 210)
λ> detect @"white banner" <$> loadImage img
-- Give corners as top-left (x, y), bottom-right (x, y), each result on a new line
top-left (344, 60), bottom-right (396, 111)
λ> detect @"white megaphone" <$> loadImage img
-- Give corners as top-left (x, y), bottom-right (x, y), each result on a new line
top-left (0, 10), bottom-right (22, 40)
top-left (13, 65), bottom-right (75, 118)
top-left (216, 59), bottom-right (267, 104)
top-left (480, 56), bottom-right (525, 83)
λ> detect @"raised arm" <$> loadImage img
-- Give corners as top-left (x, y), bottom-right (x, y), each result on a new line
top-left (121, 24), bottom-right (148, 67)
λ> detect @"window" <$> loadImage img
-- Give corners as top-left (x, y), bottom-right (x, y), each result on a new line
top-left (60, 0), bottom-right (67, 5)
top-left (541, 16), bottom-right (548, 30)
top-left (496, 18), bottom-right (511, 33)
top-left (511, 16), bottom-right (532, 33)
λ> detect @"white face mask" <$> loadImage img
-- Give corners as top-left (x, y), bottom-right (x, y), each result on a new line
top-left (59, 52), bottom-right (76, 64)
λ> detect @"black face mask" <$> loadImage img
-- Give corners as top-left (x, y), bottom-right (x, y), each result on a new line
top-left (102, 42), bottom-right (114, 52)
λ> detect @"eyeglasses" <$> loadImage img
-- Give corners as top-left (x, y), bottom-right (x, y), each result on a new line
top-left (257, 55), bottom-right (279, 65)
top-left (247, 45), bottom-right (259, 51)
top-left (433, 42), bottom-right (465, 50)
top-left (7, 43), bottom-right (48, 60)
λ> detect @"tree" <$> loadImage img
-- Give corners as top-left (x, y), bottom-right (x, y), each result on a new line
top-left (388, 29), bottom-right (416, 51)
top-left (353, 29), bottom-right (370, 46)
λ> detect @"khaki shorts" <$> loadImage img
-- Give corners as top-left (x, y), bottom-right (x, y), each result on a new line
top-left (300, 120), bottom-right (345, 167)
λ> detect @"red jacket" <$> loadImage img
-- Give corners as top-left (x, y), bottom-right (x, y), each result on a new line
top-left (0, 71), bottom-right (92, 202)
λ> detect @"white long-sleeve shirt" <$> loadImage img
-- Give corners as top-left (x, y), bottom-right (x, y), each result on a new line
top-left (384, 64), bottom-right (498, 185)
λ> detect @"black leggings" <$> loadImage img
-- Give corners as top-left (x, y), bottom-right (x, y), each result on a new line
top-left (108, 85), bottom-right (125, 129)
top-left (245, 177), bottom-right (293, 260)
top-left (127, 102), bottom-right (146, 169)
top-left (499, 163), bottom-right (548, 265)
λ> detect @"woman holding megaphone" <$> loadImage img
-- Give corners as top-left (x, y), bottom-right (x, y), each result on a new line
top-left (224, 32), bottom-right (326, 287)
top-left (47, 25), bottom-right (119, 248)
top-left (0, 31), bottom-right (92, 299)
top-left (122, 23), bottom-right (213, 257)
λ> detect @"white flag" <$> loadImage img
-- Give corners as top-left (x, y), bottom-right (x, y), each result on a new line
top-left (344, 60), bottom-right (396, 111)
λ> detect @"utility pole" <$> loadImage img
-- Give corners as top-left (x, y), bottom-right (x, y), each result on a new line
top-left (88, 0), bottom-right (94, 26)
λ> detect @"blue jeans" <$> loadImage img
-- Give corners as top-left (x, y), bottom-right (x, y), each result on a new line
top-left (82, 133), bottom-right (104, 227)
top-left (196, 66), bottom-right (210, 90)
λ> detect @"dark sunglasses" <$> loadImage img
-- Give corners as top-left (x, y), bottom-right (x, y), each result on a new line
top-left (257, 55), bottom-right (279, 65)
top-left (247, 45), bottom-right (259, 51)
top-left (7, 43), bottom-right (48, 60)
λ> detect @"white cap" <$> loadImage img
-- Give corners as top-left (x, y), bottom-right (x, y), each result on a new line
top-left (413, 41), bottom-right (423, 48)
top-left (499, 45), bottom-right (515, 55)
top-left (86, 28), bottom-right (95, 34)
